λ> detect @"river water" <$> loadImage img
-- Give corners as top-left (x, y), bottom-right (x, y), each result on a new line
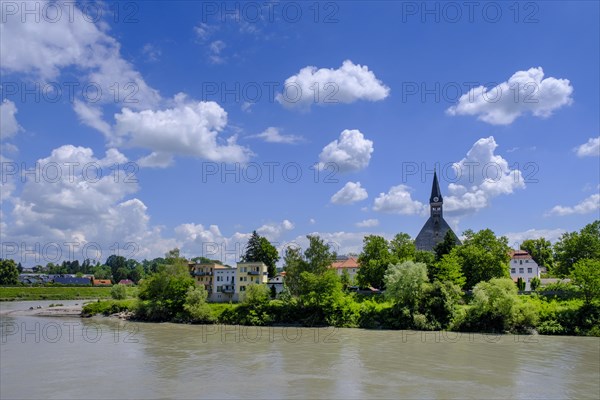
top-left (1, 301), bottom-right (599, 399)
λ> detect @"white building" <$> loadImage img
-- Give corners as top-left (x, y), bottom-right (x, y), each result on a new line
top-left (509, 250), bottom-right (540, 291)
top-left (212, 265), bottom-right (236, 302)
top-left (267, 273), bottom-right (285, 296)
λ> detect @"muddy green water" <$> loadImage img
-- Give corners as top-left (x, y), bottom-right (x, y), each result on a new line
top-left (1, 301), bottom-right (599, 399)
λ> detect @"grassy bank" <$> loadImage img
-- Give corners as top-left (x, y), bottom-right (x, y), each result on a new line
top-left (0, 286), bottom-right (137, 301)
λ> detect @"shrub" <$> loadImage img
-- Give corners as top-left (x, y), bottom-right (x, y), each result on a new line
top-left (183, 286), bottom-right (214, 323)
top-left (111, 284), bottom-right (127, 300)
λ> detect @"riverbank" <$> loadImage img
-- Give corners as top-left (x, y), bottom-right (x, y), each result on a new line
top-left (0, 299), bottom-right (87, 316)
top-left (0, 286), bottom-right (137, 301)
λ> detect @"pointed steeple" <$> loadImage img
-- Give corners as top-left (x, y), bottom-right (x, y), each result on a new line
top-left (429, 170), bottom-right (443, 203)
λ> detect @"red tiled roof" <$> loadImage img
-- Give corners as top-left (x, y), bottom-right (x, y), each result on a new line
top-left (330, 257), bottom-right (359, 269)
top-left (509, 250), bottom-right (533, 260)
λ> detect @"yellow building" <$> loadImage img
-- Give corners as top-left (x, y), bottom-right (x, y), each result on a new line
top-left (236, 262), bottom-right (268, 294)
top-left (189, 262), bottom-right (221, 292)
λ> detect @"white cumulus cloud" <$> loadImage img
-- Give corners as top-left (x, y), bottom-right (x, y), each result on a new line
top-left (331, 182), bottom-right (368, 205)
top-left (447, 67), bottom-right (573, 125)
top-left (0, 100), bottom-right (22, 139)
top-left (356, 219), bottom-right (379, 228)
top-left (373, 185), bottom-right (427, 215)
top-left (444, 136), bottom-right (525, 216)
top-left (276, 60), bottom-right (390, 110)
top-left (249, 127), bottom-right (303, 144)
top-left (331, 182), bottom-right (369, 204)
top-left (319, 129), bottom-right (374, 173)
top-left (574, 137), bottom-right (600, 158)
top-left (114, 94), bottom-right (252, 164)
top-left (547, 194), bottom-right (600, 216)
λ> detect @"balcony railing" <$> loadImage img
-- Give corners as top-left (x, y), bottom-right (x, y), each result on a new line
top-left (248, 271), bottom-right (260, 275)
top-left (193, 271), bottom-right (212, 276)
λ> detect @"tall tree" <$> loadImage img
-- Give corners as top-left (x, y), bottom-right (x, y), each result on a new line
top-left (241, 231), bottom-right (280, 277)
top-left (0, 259), bottom-right (19, 285)
top-left (389, 233), bottom-right (416, 262)
top-left (303, 235), bottom-right (337, 274)
top-left (430, 252), bottom-right (466, 288)
top-left (520, 238), bottom-right (554, 272)
top-left (454, 229), bottom-right (511, 290)
top-left (357, 235), bottom-right (397, 290)
top-left (384, 261), bottom-right (429, 313)
top-left (571, 258), bottom-right (600, 305)
top-left (553, 221), bottom-right (600, 276)
top-left (281, 246), bottom-right (306, 296)
top-left (282, 235), bottom-right (337, 297)
top-left (434, 230), bottom-right (460, 260)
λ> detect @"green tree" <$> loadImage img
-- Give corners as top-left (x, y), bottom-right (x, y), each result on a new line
top-left (384, 261), bottom-right (429, 313)
top-left (183, 285), bottom-right (214, 322)
top-left (520, 238), bottom-right (554, 272)
top-left (282, 246), bottom-right (306, 296)
top-left (454, 229), bottom-right (511, 289)
top-left (105, 255), bottom-right (127, 282)
top-left (297, 269), bottom-right (343, 309)
top-left (357, 235), bottom-right (396, 289)
top-left (111, 284), bottom-right (128, 300)
top-left (571, 258), bottom-right (600, 305)
top-left (92, 264), bottom-right (112, 280)
top-left (340, 268), bottom-right (351, 290)
top-left (516, 277), bottom-right (526, 291)
top-left (430, 252), bottom-right (466, 288)
top-left (0, 259), bottom-right (19, 285)
top-left (242, 283), bottom-right (270, 307)
top-left (434, 230), bottom-right (460, 260)
top-left (554, 221), bottom-right (600, 276)
top-left (389, 233), bottom-right (416, 262)
top-left (282, 235), bottom-right (337, 296)
top-left (530, 276), bottom-right (541, 291)
top-left (137, 262), bottom-right (195, 321)
top-left (465, 278), bottom-right (537, 332)
top-left (241, 231), bottom-right (280, 277)
top-left (303, 235), bottom-right (337, 274)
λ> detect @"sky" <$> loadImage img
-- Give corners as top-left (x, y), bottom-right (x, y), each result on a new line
top-left (0, 0), bottom-right (599, 267)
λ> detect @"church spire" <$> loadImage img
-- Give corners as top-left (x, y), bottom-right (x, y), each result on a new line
top-left (429, 170), bottom-right (443, 203)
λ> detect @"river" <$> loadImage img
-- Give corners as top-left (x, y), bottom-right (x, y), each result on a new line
top-left (1, 301), bottom-right (599, 399)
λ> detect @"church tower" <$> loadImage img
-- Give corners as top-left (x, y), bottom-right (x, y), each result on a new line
top-left (415, 171), bottom-right (459, 251)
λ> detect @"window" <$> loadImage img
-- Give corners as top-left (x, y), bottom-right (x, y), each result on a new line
top-left (519, 268), bottom-right (524, 273)
top-left (525, 260), bottom-right (529, 263)
top-left (520, 260), bottom-right (523, 265)
top-left (511, 268), bottom-right (516, 273)
top-left (527, 268), bottom-right (532, 273)
top-left (240, 286), bottom-right (245, 291)
top-left (239, 277), bottom-right (243, 281)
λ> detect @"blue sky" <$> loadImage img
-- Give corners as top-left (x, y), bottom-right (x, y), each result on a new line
top-left (1, 1), bottom-right (598, 266)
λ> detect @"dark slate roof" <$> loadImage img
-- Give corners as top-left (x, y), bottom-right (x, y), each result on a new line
top-left (429, 171), bottom-right (443, 203)
top-left (53, 276), bottom-right (92, 285)
top-left (415, 217), bottom-right (456, 251)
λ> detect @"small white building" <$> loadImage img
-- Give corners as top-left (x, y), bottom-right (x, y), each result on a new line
top-left (509, 250), bottom-right (540, 291)
top-left (267, 273), bottom-right (285, 296)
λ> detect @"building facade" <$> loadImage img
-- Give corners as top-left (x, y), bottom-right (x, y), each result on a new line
top-left (415, 171), bottom-right (460, 251)
top-left (236, 262), bottom-right (269, 298)
top-left (330, 256), bottom-right (359, 282)
top-left (509, 250), bottom-right (540, 291)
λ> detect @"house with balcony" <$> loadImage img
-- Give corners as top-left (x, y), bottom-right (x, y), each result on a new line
top-left (189, 262), bottom-right (219, 293)
top-left (509, 250), bottom-right (540, 291)
top-left (235, 262), bottom-right (269, 300)
top-left (212, 264), bottom-right (236, 302)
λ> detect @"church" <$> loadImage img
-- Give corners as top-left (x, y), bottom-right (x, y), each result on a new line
top-left (415, 171), bottom-right (460, 251)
